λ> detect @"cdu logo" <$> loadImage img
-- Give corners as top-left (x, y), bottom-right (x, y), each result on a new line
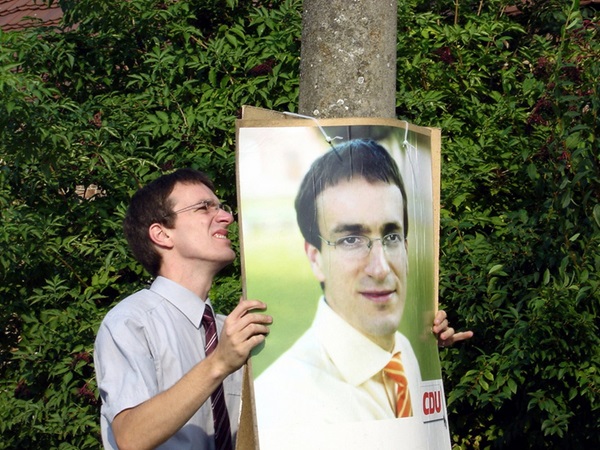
top-left (420, 380), bottom-right (447, 423)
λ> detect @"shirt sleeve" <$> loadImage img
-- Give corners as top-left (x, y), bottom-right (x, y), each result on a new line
top-left (94, 311), bottom-right (159, 423)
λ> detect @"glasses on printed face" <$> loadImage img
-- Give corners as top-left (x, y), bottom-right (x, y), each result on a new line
top-left (319, 233), bottom-right (405, 258)
top-left (167, 199), bottom-right (233, 217)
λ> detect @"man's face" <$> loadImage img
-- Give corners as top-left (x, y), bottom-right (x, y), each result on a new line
top-left (306, 178), bottom-right (408, 349)
top-left (166, 181), bottom-right (236, 270)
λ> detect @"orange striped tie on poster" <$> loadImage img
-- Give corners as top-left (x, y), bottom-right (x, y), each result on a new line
top-left (384, 352), bottom-right (413, 418)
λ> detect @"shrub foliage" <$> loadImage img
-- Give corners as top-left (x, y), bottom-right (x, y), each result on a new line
top-left (395, 1), bottom-right (600, 448)
top-left (0, 0), bottom-right (598, 448)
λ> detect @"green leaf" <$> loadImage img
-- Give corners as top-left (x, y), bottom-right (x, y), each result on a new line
top-left (488, 264), bottom-right (505, 275)
top-left (593, 204), bottom-right (600, 228)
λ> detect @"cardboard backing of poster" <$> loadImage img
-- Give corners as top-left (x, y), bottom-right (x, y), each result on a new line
top-left (235, 106), bottom-right (448, 450)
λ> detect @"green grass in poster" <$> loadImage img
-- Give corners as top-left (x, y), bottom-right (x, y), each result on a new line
top-left (243, 231), bottom-right (321, 376)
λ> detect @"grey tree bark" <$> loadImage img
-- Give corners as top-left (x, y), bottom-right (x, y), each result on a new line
top-left (298, 0), bottom-right (398, 119)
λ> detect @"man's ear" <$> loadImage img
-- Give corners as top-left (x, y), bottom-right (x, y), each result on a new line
top-left (305, 241), bottom-right (326, 283)
top-left (148, 223), bottom-right (173, 249)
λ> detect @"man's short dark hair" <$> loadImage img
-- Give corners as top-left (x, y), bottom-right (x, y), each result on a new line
top-left (123, 168), bottom-right (215, 277)
top-left (294, 139), bottom-right (408, 249)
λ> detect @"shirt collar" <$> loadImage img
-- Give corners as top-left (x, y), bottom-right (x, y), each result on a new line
top-left (314, 297), bottom-right (405, 386)
top-left (149, 276), bottom-right (210, 329)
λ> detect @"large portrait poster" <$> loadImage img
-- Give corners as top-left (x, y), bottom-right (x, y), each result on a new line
top-left (236, 107), bottom-right (450, 450)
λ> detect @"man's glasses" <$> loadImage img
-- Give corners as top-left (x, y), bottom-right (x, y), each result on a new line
top-left (319, 233), bottom-right (405, 258)
top-left (167, 200), bottom-right (233, 217)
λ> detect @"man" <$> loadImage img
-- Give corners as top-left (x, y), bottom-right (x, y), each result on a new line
top-left (94, 168), bottom-right (272, 450)
top-left (255, 139), bottom-right (472, 427)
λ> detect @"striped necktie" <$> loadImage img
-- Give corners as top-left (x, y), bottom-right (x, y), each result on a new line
top-left (384, 352), bottom-right (413, 418)
top-left (202, 305), bottom-right (233, 450)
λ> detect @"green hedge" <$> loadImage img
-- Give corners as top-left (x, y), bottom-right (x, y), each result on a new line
top-left (0, 0), bottom-right (598, 448)
top-left (395, 1), bottom-right (599, 448)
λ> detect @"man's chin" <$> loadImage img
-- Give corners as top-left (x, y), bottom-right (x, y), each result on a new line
top-left (364, 317), bottom-right (402, 337)
top-left (214, 251), bottom-right (236, 268)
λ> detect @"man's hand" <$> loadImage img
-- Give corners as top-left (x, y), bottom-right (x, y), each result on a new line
top-left (212, 298), bottom-right (272, 374)
top-left (433, 310), bottom-right (473, 348)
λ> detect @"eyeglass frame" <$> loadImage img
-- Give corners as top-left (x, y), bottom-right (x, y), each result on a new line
top-left (318, 233), bottom-right (405, 256)
top-left (164, 199), bottom-right (233, 217)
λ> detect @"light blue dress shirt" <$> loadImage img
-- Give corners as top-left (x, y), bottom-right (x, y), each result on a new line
top-left (94, 276), bottom-right (242, 450)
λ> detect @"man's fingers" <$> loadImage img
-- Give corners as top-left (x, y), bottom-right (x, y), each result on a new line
top-left (432, 318), bottom-right (448, 335)
top-left (450, 330), bottom-right (474, 343)
top-left (231, 298), bottom-right (267, 318)
top-left (221, 302), bottom-right (272, 347)
top-left (433, 310), bottom-right (447, 325)
top-left (437, 327), bottom-right (454, 343)
top-left (439, 330), bottom-right (474, 348)
top-left (241, 321), bottom-right (271, 339)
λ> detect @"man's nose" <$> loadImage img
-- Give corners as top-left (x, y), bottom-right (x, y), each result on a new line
top-left (364, 241), bottom-right (391, 279)
top-left (215, 207), bottom-right (234, 224)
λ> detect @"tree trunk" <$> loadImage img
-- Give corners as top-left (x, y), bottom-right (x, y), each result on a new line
top-left (298, 0), bottom-right (397, 119)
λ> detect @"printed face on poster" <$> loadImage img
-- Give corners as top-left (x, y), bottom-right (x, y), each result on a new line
top-left (236, 115), bottom-right (451, 450)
